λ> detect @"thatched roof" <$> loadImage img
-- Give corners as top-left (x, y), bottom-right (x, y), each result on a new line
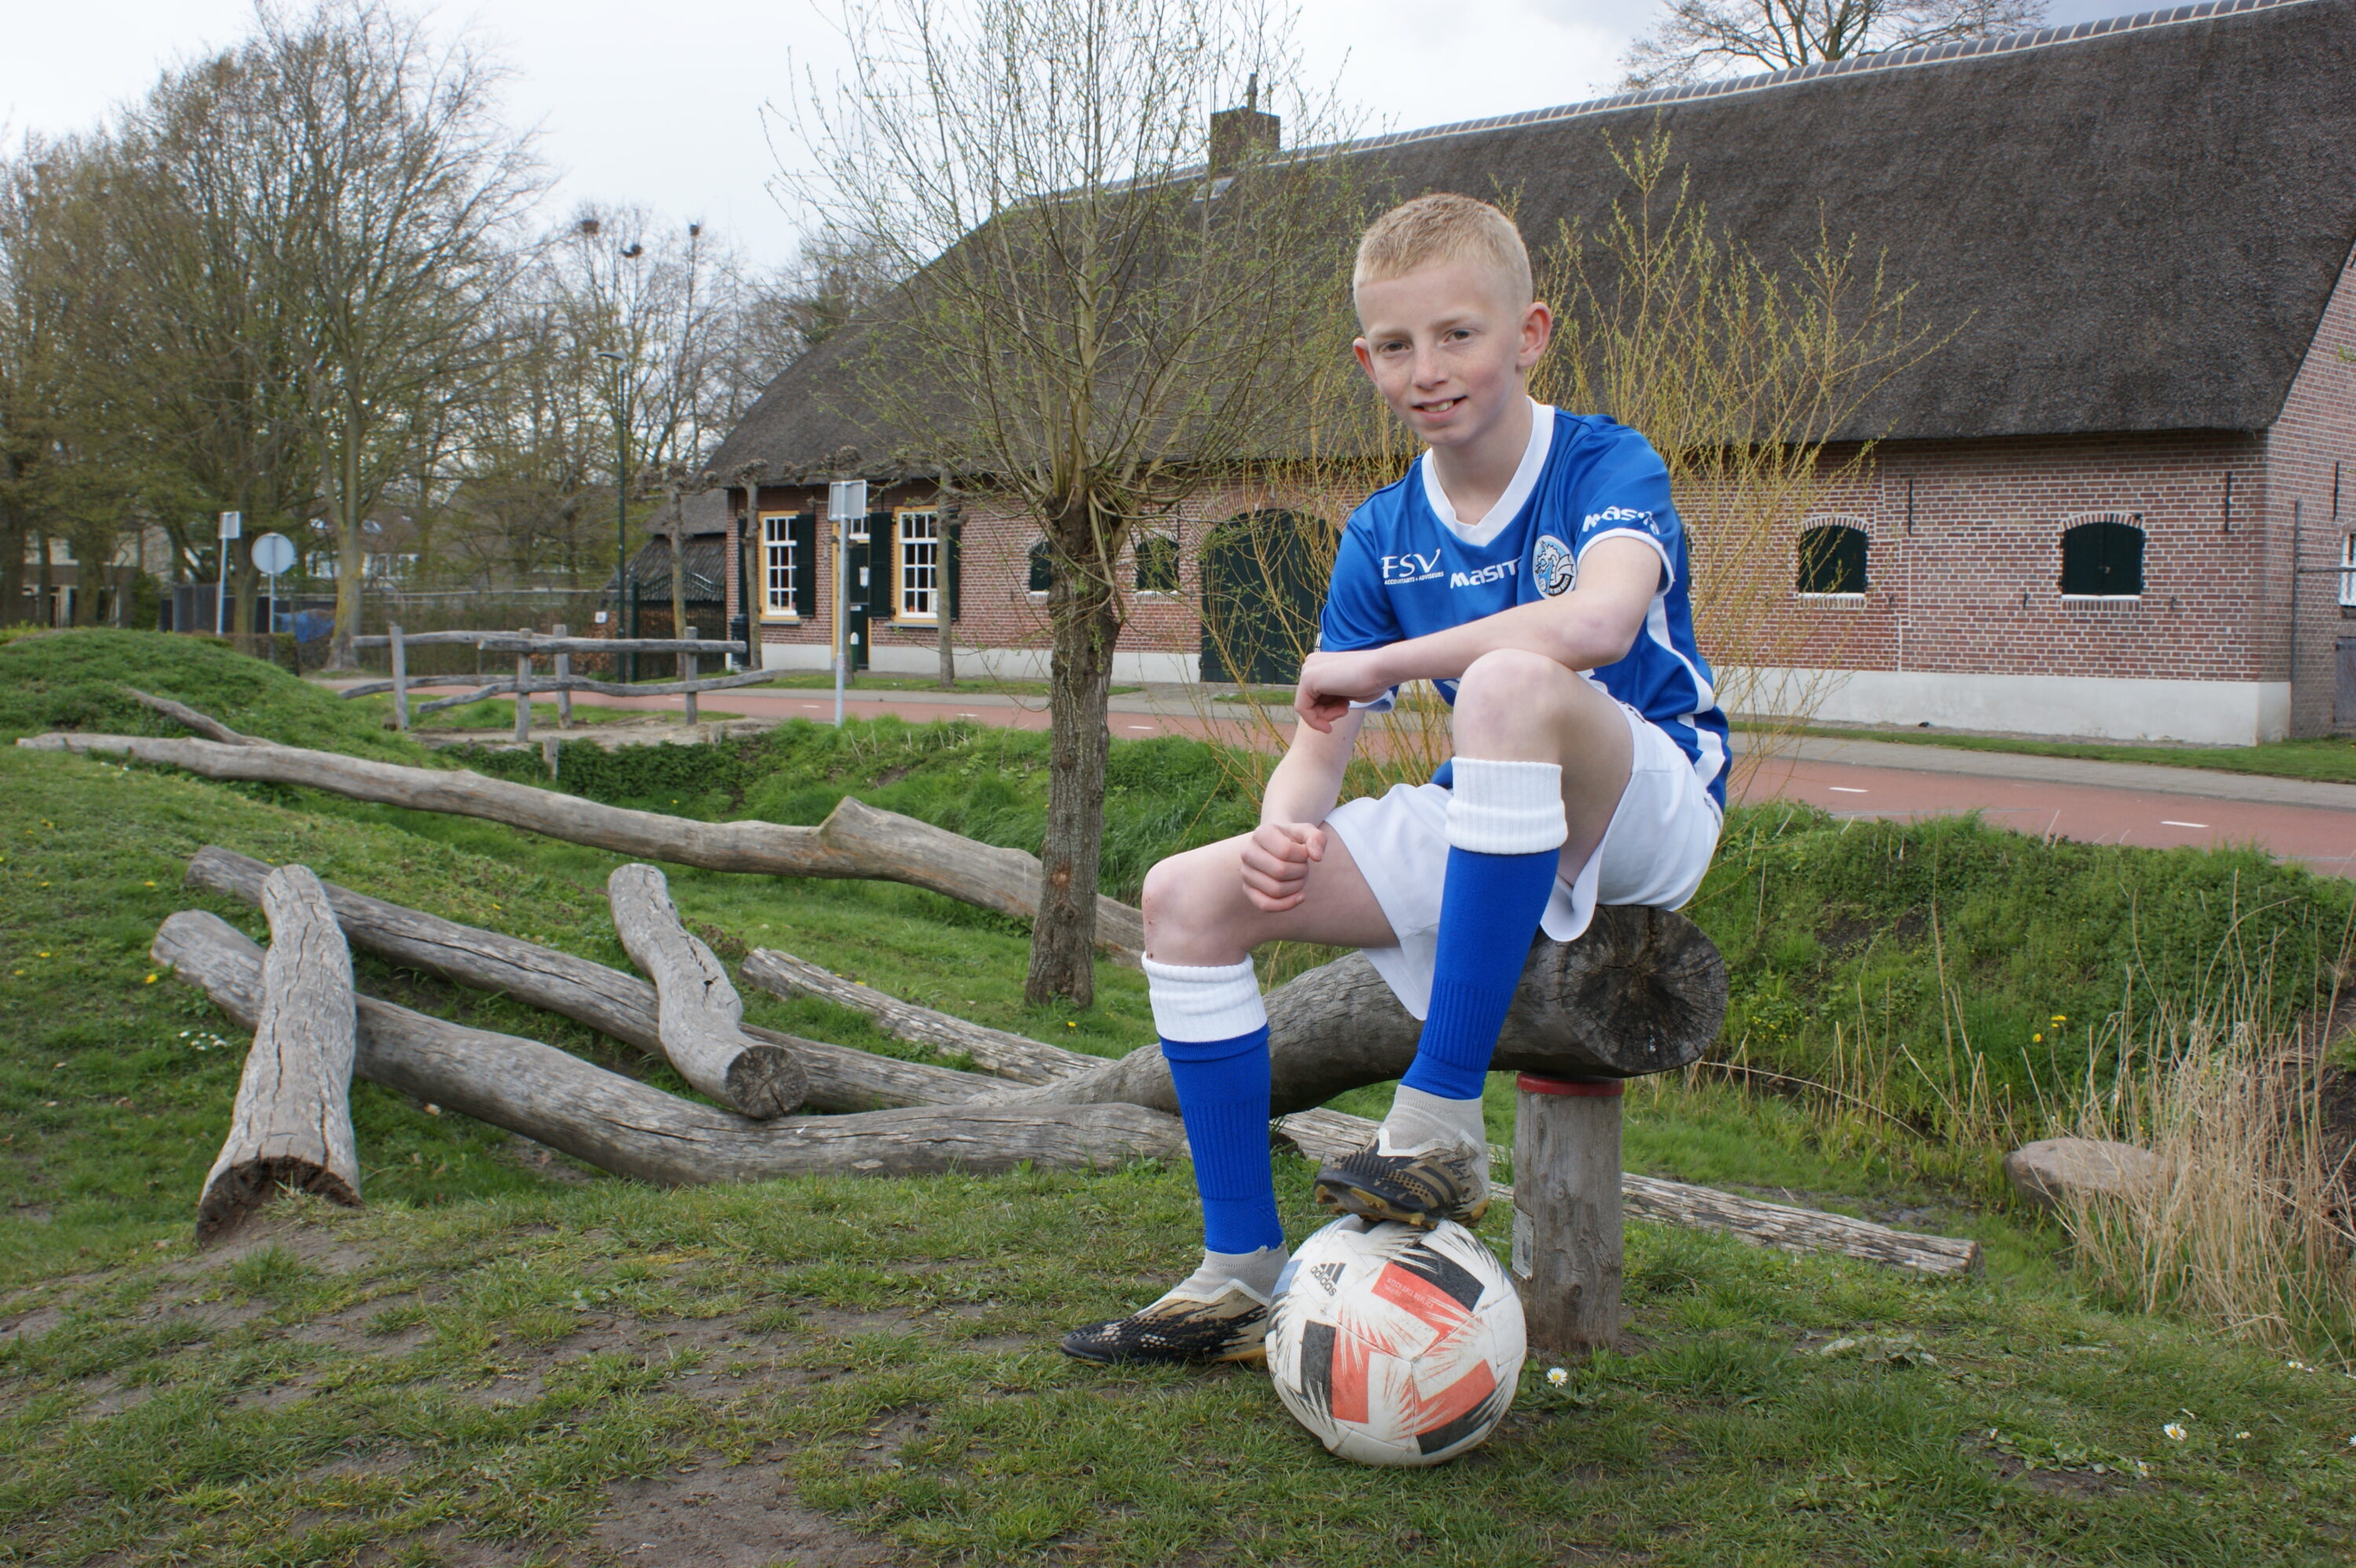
top-left (713, 0), bottom-right (2356, 472)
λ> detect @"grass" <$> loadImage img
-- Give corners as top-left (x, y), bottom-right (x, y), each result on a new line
top-left (1763, 722), bottom-right (2356, 787)
top-left (6, 630), bottom-right (2356, 1561)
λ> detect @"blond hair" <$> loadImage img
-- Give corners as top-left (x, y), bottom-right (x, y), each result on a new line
top-left (1353, 193), bottom-right (1532, 308)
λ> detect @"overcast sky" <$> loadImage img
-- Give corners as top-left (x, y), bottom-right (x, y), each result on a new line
top-left (6, 0), bottom-right (2150, 270)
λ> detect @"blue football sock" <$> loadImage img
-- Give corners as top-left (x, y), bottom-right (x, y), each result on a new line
top-left (1146, 959), bottom-right (1283, 1258)
top-left (1399, 758), bottom-right (1570, 1107)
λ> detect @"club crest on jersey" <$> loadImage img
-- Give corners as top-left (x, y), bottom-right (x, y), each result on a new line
top-left (1532, 534), bottom-right (1576, 597)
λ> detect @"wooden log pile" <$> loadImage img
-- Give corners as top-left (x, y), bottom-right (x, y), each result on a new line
top-left (163, 843), bottom-right (1978, 1275)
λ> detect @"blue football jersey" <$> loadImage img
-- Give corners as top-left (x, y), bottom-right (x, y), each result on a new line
top-left (1319, 402), bottom-right (1730, 808)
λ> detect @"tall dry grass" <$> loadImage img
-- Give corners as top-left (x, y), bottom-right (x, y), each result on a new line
top-left (2048, 956), bottom-right (2356, 1367)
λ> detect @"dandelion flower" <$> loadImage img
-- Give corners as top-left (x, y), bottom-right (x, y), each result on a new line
top-left (2164, 1422), bottom-right (2187, 1442)
top-left (1066, 1021), bottom-right (1077, 1029)
top-left (2033, 1033), bottom-right (2043, 1044)
top-left (142, 974), bottom-right (156, 985)
top-left (143, 881), bottom-right (155, 888)
top-left (1546, 1367), bottom-right (1568, 1387)
top-left (2051, 1014), bottom-right (2067, 1024)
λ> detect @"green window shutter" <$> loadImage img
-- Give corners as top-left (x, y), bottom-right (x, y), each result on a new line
top-left (1795, 525), bottom-right (1868, 594)
top-left (944, 521), bottom-right (962, 623)
top-left (2060, 519), bottom-right (2144, 596)
top-left (790, 514), bottom-right (818, 618)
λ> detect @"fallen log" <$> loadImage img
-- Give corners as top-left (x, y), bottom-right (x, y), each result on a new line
top-left (127, 688), bottom-right (258, 746)
top-left (1270, 1106), bottom-right (1981, 1278)
top-left (24, 730), bottom-right (1146, 953)
top-left (185, 846), bottom-right (989, 1113)
top-left (989, 905), bottom-right (1729, 1115)
top-left (741, 948), bottom-right (1095, 1086)
top-left (152, 912), bottom-right (1186, 1184)
top-left (197, 865), bottom-right (361, 1240)
top-left (609, 864), bottom-right (805, 1117)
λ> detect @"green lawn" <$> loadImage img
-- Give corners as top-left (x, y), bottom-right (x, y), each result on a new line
top-left (1765, 722), bottom-right (2356, 787)
top-left (5, 634), bottom-right (2356, 1563)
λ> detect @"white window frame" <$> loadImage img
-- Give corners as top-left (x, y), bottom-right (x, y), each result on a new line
top-left (894, 508), bottom-right (941, 623)
top-left (2340, 534), bottom-right (2356, 609)
top-left (760, 513), bottom-right (799, 620)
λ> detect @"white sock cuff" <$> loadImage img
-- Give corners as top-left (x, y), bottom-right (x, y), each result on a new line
top-left (1445, 758), bottom-right (1568, 854)
top-left (1143, 957), bottom-right (1266, 1042)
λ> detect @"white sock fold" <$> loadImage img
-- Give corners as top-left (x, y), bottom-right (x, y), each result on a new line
top-left (1444, 757), bottom-right (1568, 855)
top-left (1169, 1244), bottom-right (1290, 1303)
top-left (1143, 956), bottom-right (1266, 1043)
top-left (1379, 1084), bottom-right (1491, 1157)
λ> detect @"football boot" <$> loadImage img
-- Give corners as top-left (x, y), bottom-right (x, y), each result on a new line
top-left (1312, 1134), bottom-right (1491, 1229)
top-left (1059, 1277), bottom-right (1271, 1365)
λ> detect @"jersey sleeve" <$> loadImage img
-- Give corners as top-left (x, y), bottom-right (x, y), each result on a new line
top-left (1571, 427), bottom-right (1681, 587)
top-left (1317, 520), bottom-right (1404, 711)
top-left (1318, 521), bottom-right (1401, 652)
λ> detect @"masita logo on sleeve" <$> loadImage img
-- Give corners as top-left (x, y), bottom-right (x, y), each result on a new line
top-left (1583, 504), bottom-right (1664, 535)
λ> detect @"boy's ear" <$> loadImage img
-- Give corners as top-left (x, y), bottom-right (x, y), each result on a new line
top-left (1516, 300), bottom-right (1553, 370)
top-left (1351, 335), bottom-right (1378, 381)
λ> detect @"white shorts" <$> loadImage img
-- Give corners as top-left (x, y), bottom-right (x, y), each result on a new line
top-left (1324, 704), bottom-right (1722, 1019)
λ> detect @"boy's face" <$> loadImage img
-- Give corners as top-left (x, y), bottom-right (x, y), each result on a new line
top-left (1351, 261), bottom-right (1551, 451)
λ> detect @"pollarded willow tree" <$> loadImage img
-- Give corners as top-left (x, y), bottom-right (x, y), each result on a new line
top-left (788, 0), bottom-right (1365, 1005)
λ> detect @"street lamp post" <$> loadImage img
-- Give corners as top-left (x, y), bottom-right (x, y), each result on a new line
top-left (594, 349), bottom-right (631, 684)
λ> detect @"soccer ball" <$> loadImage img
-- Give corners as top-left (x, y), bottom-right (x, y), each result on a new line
top-left (1266, 1215), bottom-right (1525, 1467)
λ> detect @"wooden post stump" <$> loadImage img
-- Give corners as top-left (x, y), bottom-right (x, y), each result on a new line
top-left (513, 632), bottom-right (533, 743)
top-left (682, 625), bottom-right (699, 725)
top-left (552, 623), bottom-right (572, 729)
top-left (196, 864), bottom-right (362, 1241)
top-left (1512, 1073), bottom-right (1624, 1357)
top-left (389, 623), bottom-right (409, 731)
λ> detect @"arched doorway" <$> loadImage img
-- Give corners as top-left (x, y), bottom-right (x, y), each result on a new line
top-left (1199, 509), bottom-right (1330, 685)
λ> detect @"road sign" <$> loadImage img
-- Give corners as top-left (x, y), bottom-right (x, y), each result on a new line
top-left (251, 532), bottom-right (294, 577)
top-left (218, 511), bottom-right (242, 540)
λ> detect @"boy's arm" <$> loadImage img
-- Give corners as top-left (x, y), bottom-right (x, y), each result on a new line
top-left (1293, 536), bottom-right (1659, 732)
top-left (1239, 707), bottom-right (1364, 912)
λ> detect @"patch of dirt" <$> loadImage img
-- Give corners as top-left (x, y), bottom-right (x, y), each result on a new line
top-left (161, 1215), bottom-right (373, 1280)
top-left (74, 1377), bottom-right (154, 1417)
top-left (500, 1135), bottom-right (597, 1185)
top-left (1821, 908), bottom-right (1926, 957)
top-left (593, 1460), bottom-right (905, 1566)
top-left (0, 1304), bottom-right (62, 1344)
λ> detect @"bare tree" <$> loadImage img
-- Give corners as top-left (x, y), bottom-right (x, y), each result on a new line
top-left (240, 1), bottom-right (540, 667)
top-left (790, 0), bottom-right (1363, 1004)
top-left (1622, 0), bottom-right (2045, 89)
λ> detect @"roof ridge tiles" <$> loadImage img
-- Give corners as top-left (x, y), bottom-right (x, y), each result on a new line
top-left (1335, 0), bottom-right (2323, 155)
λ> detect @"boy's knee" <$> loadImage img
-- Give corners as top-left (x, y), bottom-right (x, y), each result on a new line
top-left (1454, 648), bottom-right (1573, 722)
top-left (1142, 850), bottom-right (1216, 930)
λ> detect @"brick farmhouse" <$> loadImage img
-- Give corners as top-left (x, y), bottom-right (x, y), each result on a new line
top-left (707, 0), bottom-right (2356, 744)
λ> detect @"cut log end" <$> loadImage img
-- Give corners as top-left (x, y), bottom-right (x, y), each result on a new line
top-left (723, 1046), bottom-right (810, 1119)
top-left (196, 1157), bottom-right (360, 1243)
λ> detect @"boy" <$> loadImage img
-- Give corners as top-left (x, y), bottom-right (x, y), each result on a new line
top-left (1062, 192), bottom-right (1727, 1365)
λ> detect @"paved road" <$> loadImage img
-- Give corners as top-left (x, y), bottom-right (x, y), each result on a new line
top-left (368, 679), bottom-right (2356, 877)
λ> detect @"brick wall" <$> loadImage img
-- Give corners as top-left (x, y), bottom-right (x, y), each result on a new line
top-left (1712, 429), bottom-right (2273, 685)
top-left (2265, 246), bottom-right (2356, 735)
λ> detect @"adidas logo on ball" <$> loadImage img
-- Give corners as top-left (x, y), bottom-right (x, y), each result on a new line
top-left (1268, 1215), bottom-right (1526, 1467)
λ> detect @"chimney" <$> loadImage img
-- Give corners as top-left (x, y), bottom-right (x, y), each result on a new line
top-left (1209, 72), bottom-right (1280, 177)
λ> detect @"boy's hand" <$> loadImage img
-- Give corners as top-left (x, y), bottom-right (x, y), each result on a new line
top-left (1240, 821), bottom-right (1327, 912)
top-left (1295, 649), bottom-right (1393, 733)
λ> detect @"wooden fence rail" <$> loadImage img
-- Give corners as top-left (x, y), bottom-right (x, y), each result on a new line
top-left (342, 624), bottom-right (767, 736)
